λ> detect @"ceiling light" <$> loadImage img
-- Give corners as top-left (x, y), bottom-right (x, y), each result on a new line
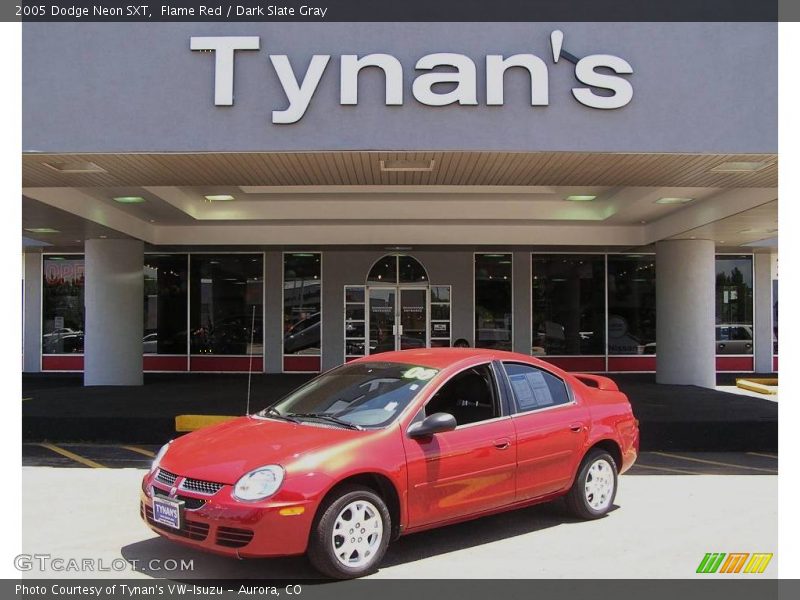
top-left (655, 197), bottom-right (693, 205)
top-left (380, 159), bottom-right (435, 172)
top-left (565, 195), bottom-right (596, 202)
top-left (739, 228), bottom-right (778, 234)
top-left (42, 161), bottom-right (106, 173)
top-left (24, 227), bottom-right (59, 233)
top-left (204, 194), bottom-right (235, 201)
top-left (113, 196), bottom-right (145, 204)
top-left (710, 161), bottom-right (772, 173)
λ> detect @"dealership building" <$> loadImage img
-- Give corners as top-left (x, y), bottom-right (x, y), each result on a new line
top-left (20, 22), bottom-right (778, 388)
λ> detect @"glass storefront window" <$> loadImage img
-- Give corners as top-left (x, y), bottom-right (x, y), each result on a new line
top-left (773, 279), bottom-right (778, 354)
top-left (715, 255), bottom-right (754, 355)
top-left (607, 255), bottom-right (656, 355)
top-left (143, 255), bottom-right (188, 355)
top-left (42, 255), bottom-right (85, 354)
top-left (430, 285), bottom-right (452, 347)
top-left (532, 255), bottom-right (605, 356)
top-left (344, 285), bottom-right (366, 357)
top-left (367, 254), bottom-right (428, 285)
top-left (475, 254), bottom-right (512, 351)
top-left (283, 253), bottom-right (322, 356)
top-left (190, 254), bottom-right (263, 355)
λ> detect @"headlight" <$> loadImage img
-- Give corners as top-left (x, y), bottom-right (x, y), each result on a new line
top-left (233, 465), bottom-right (284, 502)
top-left (150, 442), bottom-right (171, 473)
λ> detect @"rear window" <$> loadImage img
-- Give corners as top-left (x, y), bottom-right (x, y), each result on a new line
top-left (503, 362), bottom-right (570, 412)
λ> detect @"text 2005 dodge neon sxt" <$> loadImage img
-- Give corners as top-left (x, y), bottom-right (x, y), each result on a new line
top-left (141, 348), bottom-right (638, 578)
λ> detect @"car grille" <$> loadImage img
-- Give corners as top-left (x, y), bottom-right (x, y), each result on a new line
top-left (216, 526), bottom-right (255, 548)
top-left (141, 503), bottom-right (210, 541)
top-left (155, 468), bottom-right (177, 486)
top-left (181, 478), bottom-right (224, 496)
top-left (152, 486), bottom-right (207, 510)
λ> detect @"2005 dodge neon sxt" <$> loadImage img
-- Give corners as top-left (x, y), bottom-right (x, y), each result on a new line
top-left (140, 348), bottom-right (639, 578)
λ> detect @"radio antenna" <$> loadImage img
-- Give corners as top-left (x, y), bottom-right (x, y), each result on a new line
top-left (246, 304), bottom-right (256, 415)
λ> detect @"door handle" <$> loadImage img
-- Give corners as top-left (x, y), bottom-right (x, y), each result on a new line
top-left (569, 423), bottom-right (584, 433)
top-left (493, 439), bottom-right (511, 450)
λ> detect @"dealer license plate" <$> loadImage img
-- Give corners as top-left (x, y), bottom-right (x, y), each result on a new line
top-left (152, 496), bottom-right (183, 530)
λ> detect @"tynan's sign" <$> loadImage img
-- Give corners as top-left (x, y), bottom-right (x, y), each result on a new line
top-left (191, 30), bottom-right (634, 124)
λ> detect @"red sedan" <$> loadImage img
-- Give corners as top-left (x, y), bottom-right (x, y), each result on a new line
top-left (140, 348), bottom-right (638, 578)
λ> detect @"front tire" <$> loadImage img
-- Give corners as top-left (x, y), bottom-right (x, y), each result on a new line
top-left (307, 485), bottom-right (391, 579)
top-left (565, 450), bottom-right (618, 519)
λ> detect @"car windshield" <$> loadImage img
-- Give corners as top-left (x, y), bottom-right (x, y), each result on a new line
top-left (260, 361), bottom-right (439, 428)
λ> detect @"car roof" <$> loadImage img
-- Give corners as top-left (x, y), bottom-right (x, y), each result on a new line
top-left (351, 347), bottom-right (536, 370)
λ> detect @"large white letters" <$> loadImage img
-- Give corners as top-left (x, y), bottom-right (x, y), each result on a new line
top-left (412, 53), bottom-right (478, 106)
top-left (340, 54), bottom-right (404, 105)
top-left (270, 55), bottom-right (331, 124)
top-left (486, 54), bottom-right (549, 106)
top-left (190, 36), bottom-right (260, 106)
top-left (572, 54), bottom-right (634, 110)
top-left (191, 34), bottom-right (635, 121)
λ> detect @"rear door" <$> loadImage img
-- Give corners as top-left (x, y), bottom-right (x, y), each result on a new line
top-left (402, 362), bottom-right (517, 528)
top-left (499, 361), bottom-right (589, 500)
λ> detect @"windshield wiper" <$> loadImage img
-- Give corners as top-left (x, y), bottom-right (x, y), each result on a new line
top-left (262, 407), bottom-right (301, 424)
top-left (286, 413), bottom-right (363, 430)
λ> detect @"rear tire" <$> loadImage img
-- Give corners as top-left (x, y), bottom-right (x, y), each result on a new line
top-left (307, 485), bottom-right (391, 579)
top-left (565, 449), bottom-right (618, 519)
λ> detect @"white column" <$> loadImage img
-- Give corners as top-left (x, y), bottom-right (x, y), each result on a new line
top-left (655, 239), bottom-right (716, 388)
top-left (23, 252), bottom-right (42, 373)
top-left (84, 239), bottom-right (144, 386)
top-left (753, 252), bottom-right (774, 373)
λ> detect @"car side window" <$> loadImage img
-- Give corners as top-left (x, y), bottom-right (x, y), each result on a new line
top-left (503, 362), bottom-right (570, 412)
top-left (423, 364), bottom-right (500, 427)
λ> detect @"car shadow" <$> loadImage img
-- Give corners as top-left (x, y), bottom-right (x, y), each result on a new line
top-left (122, 500), bottom-right (617, 580)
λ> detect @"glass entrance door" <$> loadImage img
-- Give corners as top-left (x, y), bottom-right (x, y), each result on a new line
top-left (369, 288), bottom-right (397, 355)
top-left (399, 288), bottom-right (427, 350)
top-left (368, 287), bottom-right (428, 354)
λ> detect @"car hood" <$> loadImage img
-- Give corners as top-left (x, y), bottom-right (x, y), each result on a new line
top-left (158, 416), bottom-right (362, 484)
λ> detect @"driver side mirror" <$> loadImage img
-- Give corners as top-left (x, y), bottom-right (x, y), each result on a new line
top-left (407, 412), bottom-right (457, 438)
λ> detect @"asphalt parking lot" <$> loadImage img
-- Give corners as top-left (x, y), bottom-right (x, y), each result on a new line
top-left (20, 445), bottom-right (777, 579)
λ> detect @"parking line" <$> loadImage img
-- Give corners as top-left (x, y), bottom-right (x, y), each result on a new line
top-left (652, 452), bottom-right (778, 473)
top-left (747, 452), bottom-right (778, 459)
top-left (22, 398), bottom-right (32, 402)
top-left (121, 445), bottom-right (156, 458)
top-left (632, 462), bottom-right (698, 475)
top-left (38, 443), bottom-right (106, 469)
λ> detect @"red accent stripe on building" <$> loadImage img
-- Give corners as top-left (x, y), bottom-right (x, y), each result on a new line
top-left (539, 356), bottom-right (606, 372)
top-left (190, 356), bottom-right (264, 372)
top-left (716, 356), bottom-right (754, 372)
top-left (773, 356), bottom-right (778, 372)
top-left (607, 356), bottom-right (657, 372)
top-left (144, 355), bottom-right (188, 372)
top-left (42, 355), bottom-right (84, 371)
top-left (283, 355), bottom-right (321, 372)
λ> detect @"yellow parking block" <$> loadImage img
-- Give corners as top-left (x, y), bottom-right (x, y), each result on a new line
top-left (175, 414), bottom-right (238, 432)
top-left (736, 378), bottom-right (778, 395)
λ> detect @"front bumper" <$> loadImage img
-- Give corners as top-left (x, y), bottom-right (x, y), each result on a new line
top-left (140, 475), bottom-right (316, 558)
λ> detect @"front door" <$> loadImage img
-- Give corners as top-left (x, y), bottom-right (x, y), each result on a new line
top-left (368, 287), bottom-right (428, 354)
top-left (402, 363), bottom-right (517, 528)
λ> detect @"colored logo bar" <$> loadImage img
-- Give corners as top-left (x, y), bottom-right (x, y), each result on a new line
top-left (696, 553), bottom-right (773, 574)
